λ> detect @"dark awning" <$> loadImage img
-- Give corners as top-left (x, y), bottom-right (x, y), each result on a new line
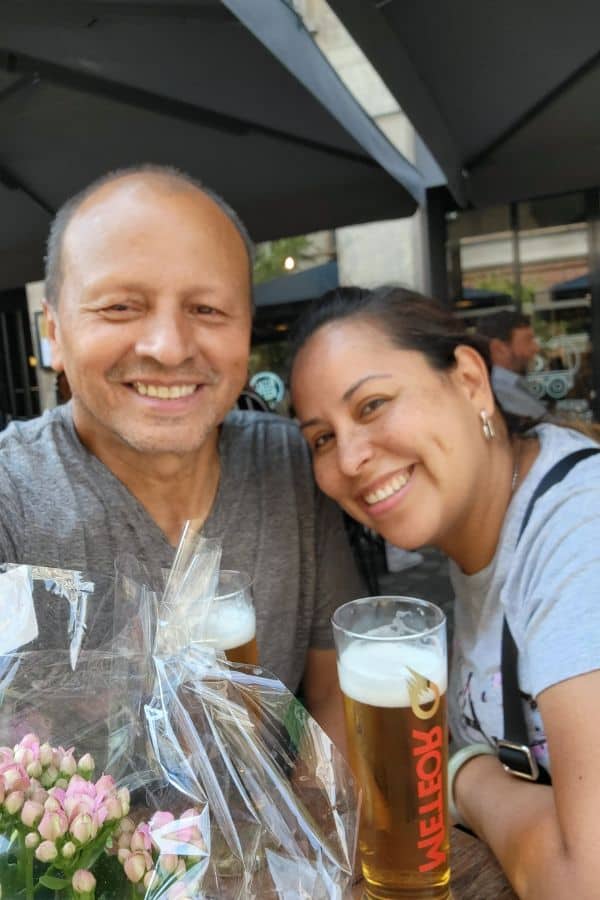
top-left (254, 261), bottom-right (339, 308)
top-left (0, 0), bottom-right (423, 290)
top-left (551, 274), bottom-right (591, 299)
top-left (328, 0), bottom-right (600, 208)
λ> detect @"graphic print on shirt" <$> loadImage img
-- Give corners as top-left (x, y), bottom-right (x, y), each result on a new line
top-left (457, 667), bottom-right (549, 766)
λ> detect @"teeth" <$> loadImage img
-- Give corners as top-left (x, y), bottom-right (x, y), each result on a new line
top-left (364, 473), bottom-right (409, 506)
top-left (133, 383), bottom-right (196, 399)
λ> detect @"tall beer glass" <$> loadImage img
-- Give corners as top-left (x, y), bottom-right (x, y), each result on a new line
top-left (203, 570), bottom-right (258, 665)
top-left (332, 596), bottom-right (449, 900)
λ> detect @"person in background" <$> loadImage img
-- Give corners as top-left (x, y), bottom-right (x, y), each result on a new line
top-left (476, 309), bottom-right (546, 418)
top-left (289, 286), bottom-right (600, 900)
top-left (0, 164), bottom-right (365, 749)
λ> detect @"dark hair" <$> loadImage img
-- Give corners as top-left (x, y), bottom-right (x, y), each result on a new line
top-left (289, 285), bottom-right (545, 435)
top-left (291, 284), bottom-right (492, 373)
top-left (476, 309), bottom-right (532, 342)
top-left (44, 163), bottom-right (254, 307)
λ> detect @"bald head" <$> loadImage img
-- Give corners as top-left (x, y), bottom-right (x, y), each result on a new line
top-left (45, 164), bottom-right (254, 308)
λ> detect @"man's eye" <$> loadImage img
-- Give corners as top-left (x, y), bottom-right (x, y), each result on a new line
top-left (191, 304), bottom-right (220, 316)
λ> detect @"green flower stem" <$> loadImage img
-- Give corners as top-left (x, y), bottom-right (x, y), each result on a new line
top-left (24, 846), bottom-right (34, 900)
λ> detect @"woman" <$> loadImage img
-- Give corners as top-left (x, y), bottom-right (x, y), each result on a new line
top-left (289, 286), bottom-right (600, 900)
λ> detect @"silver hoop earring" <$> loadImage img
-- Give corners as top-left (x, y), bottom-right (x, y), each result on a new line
top-left (480, 409), bottom-right (496, 441)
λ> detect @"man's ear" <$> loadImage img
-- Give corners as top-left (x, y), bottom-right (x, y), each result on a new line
top-left (489, 337), bottom-right (510, 368)
top-left (452, 344), bottom-right (495, 410)
top-left (42, 299), bottom-right (64, 373)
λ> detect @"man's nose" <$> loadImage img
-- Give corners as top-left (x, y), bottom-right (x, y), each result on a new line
top-left (134, 309), bottom-right (196, 366)
top-left (337, 431), bottom-right (373, 477)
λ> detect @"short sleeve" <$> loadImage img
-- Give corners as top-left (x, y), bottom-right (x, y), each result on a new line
top-left (309, 492), bottom-right (366, 649)
top-left (515, 483), bottom-right (600, 697)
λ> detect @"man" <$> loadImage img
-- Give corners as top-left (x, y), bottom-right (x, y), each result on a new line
top-left (0, 165), bottom-right (363, 745)
top-left (477, 309), bottom-right (547, 418)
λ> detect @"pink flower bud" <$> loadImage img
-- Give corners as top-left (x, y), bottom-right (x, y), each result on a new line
top-left (14, 747), bottom-right (34, 767)
top-left (117, 832), bottom-right (132, 851)
top-left (27, 760), bottom-right (42, 779)
top-left (150, 810), bottom-right (175, 831)
top-left (144, 869), bottom-right (158, 890)
top-left (21, 800), bottom-right (44, 828)
top-left (4, 790), bottom-right (25, 815)
top-left (39, 744), bottom-right (53, 767)
top-left (38, 809), bottom-right (68, 842)
top-left (62, 841), bottom-right (76, 859)
top-left (25, 832), bottom-right (40, 849)
top-left (70, 812), bottom-right (94, 844)
top-left (124, 852), bottom-right (148, 883)
top-left (44, 796), bottom-right (61, 813)
top-left (117, 787), bottom-right (130, 816)
top-left (103, 797), bottom-right (122, 822)
top-left (19, 734), bottom-right (39, 750)
top-left (72, 869), bottom-right (96, 894)
top-left (77, 754), bottom-right (94, 776)
top-left (116, 816), bottom-right (135, 836)
top-left (2, 765), bottom-right (28, 793)
top-left (60, 754), bottom-right (77, 777)
top-left (117, 847), bottom-right (131, 864)
top-left (40, 765), bottom-right (59, 788)
top-left (158, 853), bottom-right (179, 874)
top-left (95, 774), bottom-right (115, 798)
top-left (35, 840), bottom-right (58, 863)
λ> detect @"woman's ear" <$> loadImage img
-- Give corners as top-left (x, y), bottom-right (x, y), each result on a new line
top-left (451, 345), bottom-right (495, 410)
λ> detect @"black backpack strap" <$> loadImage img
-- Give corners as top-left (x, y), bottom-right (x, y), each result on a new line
top-left (498, 447), bottom-right (600, 783)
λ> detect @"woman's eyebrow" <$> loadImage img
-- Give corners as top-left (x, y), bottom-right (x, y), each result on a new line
top-left (342, 373), bottom-right (392, 402)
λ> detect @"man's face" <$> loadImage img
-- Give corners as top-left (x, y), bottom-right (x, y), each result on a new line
top-left (46, 177), bottom-right (252, 461)
top-left (507, 325), bottom-right (539, 375)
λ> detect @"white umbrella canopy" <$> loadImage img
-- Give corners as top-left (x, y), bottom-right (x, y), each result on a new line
top-left (0, 0), bottom-right (423, 291)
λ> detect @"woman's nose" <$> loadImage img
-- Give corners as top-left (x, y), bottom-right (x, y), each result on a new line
top-left (336, 432), bottom-right (374, 476)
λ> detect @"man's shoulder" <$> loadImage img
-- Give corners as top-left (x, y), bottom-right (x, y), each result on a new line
top-left (222, 410), bottom-right (307, 452)
top-left (0, 406), bottom-right (73, 474)
top-left (0, 406), bottom-right (68, 450)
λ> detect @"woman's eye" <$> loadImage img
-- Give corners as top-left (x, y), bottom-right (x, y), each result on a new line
top-left (313, 432), bottom-right (333, 451)
top-left (360, 397), bottom-right (386, 417)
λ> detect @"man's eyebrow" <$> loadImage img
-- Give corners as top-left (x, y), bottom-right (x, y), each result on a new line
top-left (298, 373), bottom-right (393, 430)
top-left (342, 373), bottom-right (392, 402)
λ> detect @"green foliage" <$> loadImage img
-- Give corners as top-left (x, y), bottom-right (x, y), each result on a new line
top-left (473, 275), bottom-right (537, 307)
top-left (253, 236), bottom-right (309, 285)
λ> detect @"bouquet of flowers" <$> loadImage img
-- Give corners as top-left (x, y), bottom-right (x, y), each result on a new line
top-left (0, 733), bottom-right (207, 899)
top-left (0, 532), bottom-right (359, 898)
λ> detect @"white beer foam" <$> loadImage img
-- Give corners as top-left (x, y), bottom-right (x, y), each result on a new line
top-left (338, 637), bottom-right (447, 708)
top-left (202, 601), bottom-right (256, 651)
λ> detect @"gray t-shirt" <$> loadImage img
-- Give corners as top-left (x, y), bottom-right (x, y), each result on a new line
top-left (449, 423), bottom-right (600, 773)
top-left (0, 404), bottom-right (364, 692)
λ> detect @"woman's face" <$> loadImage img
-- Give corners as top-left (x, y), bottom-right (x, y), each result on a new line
top-left (291, 319), bottom-right (493, 555)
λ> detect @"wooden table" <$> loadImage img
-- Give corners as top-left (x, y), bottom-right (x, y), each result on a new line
top-left (352, 827), bottom-right (517, 898)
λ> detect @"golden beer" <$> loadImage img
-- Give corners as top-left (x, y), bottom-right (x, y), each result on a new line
top-left (224, 634), bottom-right (258, 666)
top-left (334, 599), bottom-right (449, 900)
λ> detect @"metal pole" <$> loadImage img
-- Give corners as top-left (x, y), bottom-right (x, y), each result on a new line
top-left (510, 202), bottom-right (522, 309)
top-left (586, 189), bottom-right (600, 421)
top-left (0, 312), bottom-right (16, 418)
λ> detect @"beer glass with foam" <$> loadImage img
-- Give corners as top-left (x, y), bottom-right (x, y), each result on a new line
top-left (332, 596), bottom-right (449, 900)
top-left (203, 570), bottom-right (258, 665)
